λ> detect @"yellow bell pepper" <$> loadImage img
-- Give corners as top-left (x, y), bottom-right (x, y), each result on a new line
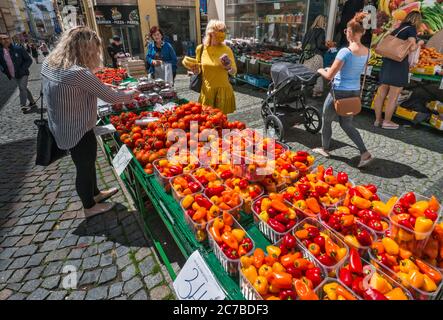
top-left (253, 276), bottom-right (269, 296)
top-left (398, 228), bottom-right (414, 242)
top-left (396, 272), bottom-right (411, 288)
top-left (370, 272), bottom-right (393, 294)
top-left (272, 262), bottom-right (285, 272)
top-left (294, 200), bottom-right (307, 211)
top-left (386, 196), bottom-right (398, 210)
top-left (306, 173), bottom-right (317, 182)
top-left (399, 259), bottom-right (419, 273)
top-left (422, 274), bottom-right (437, 292)
top-left (240, 256), bottom-right (253, 268)
top-left (414, 217), bottom-right (434, 240)
top-left (287, 208), bottom-right (297, 220)
top-left (286, 186), bottom-right (296, 195)
top-left (336, 247), bottom-right (347, 261)
top-left (266, 245), bottom-right (282, 259)
top-left (337, 295), bottom-right (346, 300)
top-left (261, 198), bottom-right (272, 212)
top-left (259, 211), bottom-right (269, 223)
top-left (344, 235), bottom-right (361, 249)
top-left (337, 206), bottom-right (351, 215)
top-left (231, 229), bottom-right (245, 242)
top-left (408, 270), bottom-right (424, 288)
top-left (182, 195), bottom-right (194, 209)
top-left (382, 237), bottom-right (399, 255)
top-left (323, 282), bottom-right (338, 300)
top-left (307, 155), bottom-right (315, 166)
top-left (258, 265), bottom-right (273, 278)
top-left (371, 201), bottom-right (390, 217)
top-left (408, 201), bottom-right (429, 217)
top-left (242, 265), bottom-right (258, 284)
top-left (351, 196), bottom-right (372, 209)
top-left (384, 287), bottom-right (408, 300)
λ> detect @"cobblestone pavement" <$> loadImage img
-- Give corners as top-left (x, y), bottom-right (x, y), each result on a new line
top-left (174, 74), bottom-right (443, 199)
top-left (0, 59), bottom-right (176, 300)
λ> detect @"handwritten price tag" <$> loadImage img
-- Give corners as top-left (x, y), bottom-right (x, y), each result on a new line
top-left (112, 145), bottom-right (133, 177)
top-left (274, 2), bottom-right (281, 9)
top-left (94, 124), bottom-right (116, 136)
top-left (173, 251), bottom-right (226, 300)
top-left (240, 55), bottom-right (246, 63)
top-left (249, 58), bottom-right (257, 65)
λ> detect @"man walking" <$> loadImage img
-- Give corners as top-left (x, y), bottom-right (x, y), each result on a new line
top-left (107, 35), bottom-right (125, 68)
top-left (0, 33), bottom-right (37, 113)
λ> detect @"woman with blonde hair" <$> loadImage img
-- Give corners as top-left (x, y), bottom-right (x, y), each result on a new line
top-left (41, 26), bottom-right (137, 217)
top-left (183, 19), bottom-right (237, 114)
top-left (302, 15), bottom-right (328, 97)
top-left (372, 11), bottom-right (424, 129)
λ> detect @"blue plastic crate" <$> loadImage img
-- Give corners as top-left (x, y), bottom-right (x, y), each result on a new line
top-left (244, 74), bottom-right (270, 88)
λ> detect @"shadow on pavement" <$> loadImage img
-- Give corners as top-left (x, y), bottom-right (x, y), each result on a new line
top-left (0, 73), bottom-right (18, 112)
top-left (329, 154), bottom-right (428, 179)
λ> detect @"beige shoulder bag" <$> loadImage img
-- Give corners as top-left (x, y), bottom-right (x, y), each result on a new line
top-left (374, 26), bottom-right (413, 62)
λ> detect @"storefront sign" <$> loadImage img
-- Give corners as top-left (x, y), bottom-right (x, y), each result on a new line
top-left (112, 145), bottom-right (133, 176)
top-left (94, 5), bottom-right (140, 26)
top-left (173, 251), bottom-right (226, 300)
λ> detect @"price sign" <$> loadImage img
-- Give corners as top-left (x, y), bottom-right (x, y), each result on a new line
top-left (94, 124), bottom-right (116, 136)
top-left (112, 145), bottom-right (133, 177)
top-left (250, 58), bottom-right (257, 65)
top-left (274, 2), bottom-right (281, 9)
top-left (411, 75), bottom-right (422, 82)
top-left (173, 251), bottom-right (226, 300)
top-left (439, 77), bottom-right (443, 90)
top-left (240, 55), bottom-right (246, 63)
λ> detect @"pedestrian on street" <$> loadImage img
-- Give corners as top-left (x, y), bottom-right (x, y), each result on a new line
top-left (0, 33), bottom-right (37, 114)
top-left (372, 11), bottom-right (424, 130)
top-left (30, 43), bottom-right (39, 64)
top-left (39, 42), bottom-right (49, 57)
top-left (182, 20), bottom-right (237, 115)
top-left (301, 15), bottom-right (328, 97)
top-left (107, 35), bottom-right (125, 68)
top-left (146, 26), bottom-right (178, 81)
top-left (313, 13), bottom-right (373, 168)
top-left (41, 26), bottom-right (138, 217)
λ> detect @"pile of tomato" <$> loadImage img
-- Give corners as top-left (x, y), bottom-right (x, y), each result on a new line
top-left (95, 67), bottom-right (127, 85)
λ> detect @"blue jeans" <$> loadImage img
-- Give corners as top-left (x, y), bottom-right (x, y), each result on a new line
top-left (322, 90), bottom-right (367, 154)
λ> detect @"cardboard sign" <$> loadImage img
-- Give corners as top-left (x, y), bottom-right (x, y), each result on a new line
top-left (94, 124), bottom-right (116, 136)
top-left (173, 251), bottom-right (225, 300)
top-left (112, 145), bottom-right (133, 176)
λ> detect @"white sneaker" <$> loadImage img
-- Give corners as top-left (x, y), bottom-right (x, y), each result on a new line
top-left (312, 147), bottom-right (330, 158)
top-left (94, 188), bottom-right (118, 203)
top-left (84, 202), bottom-right (116, 218)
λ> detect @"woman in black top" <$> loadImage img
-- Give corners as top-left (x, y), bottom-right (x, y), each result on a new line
top-left (30, 43), bottom-right (39, 64)
top-left (373, 11), bottom-right (424, 129)
top-left (302, 15), bottom-right (328, 97)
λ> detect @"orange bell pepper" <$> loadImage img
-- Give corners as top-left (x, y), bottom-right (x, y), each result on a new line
top-left (209, 226), bottom-right (222, 243)
top-left (269, 271), bottom-right (293, 289)
top-left (270, 199), bottom-right (288, 213)
top-left (409, 201), bottom-right (429, 218)
top-left (306, 197), bottom-right (321, 214)
top-left (343, 193), bottom-right (351, 207)
top-left (325, 237), bottom-right (340, 260)
top-left (295, 229), bottom-right (309, 239)
top-left (294, 279), bottom-right (319, 300)
top-left (192, 207), bottom-right (207, 221)
top-left (324, 175), bottom-right (337, 185)
top-left (258, 264), bottom-right (273, 278)
top-left (242, 265), bottom-right (258, 284)
top-left (335, 284), bottom-right (357, 300)
top-left (355, 185), bottom-right (373, 200)
top-left (340, 214), bottom-right (354, 227)
top-left (253, 276), bottom-right (269, 296)
top-left (280, 253), bottom-right (298, 268)
top-left (414, 258), bottom-right (442, 283)
top-left (351, 196), bottom-right (371, 209)
top-left (221, 232), bottom-right (238, 250)
top-left (223, 211), bottom-right (234, 226)
top-left (240, 255), bottom-right (253, 268)
top-left (316, 165), bottom-right (325, 181)
top-left (253, 248), bottom-right (265, 269)
top-left (428, 196), bottom-right (440, 212)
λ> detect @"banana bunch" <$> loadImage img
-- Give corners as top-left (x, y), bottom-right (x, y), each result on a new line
top-left (369, 49), bottom-right (382, 67)
top-left (379, 0), bottom-right (391, 15)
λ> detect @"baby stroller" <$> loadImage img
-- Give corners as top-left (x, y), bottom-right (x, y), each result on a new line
top-left (261, 63), bottom-right (322, 141)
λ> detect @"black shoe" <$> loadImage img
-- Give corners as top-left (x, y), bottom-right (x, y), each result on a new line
top-left (22, 105), bottom-right (39, 114)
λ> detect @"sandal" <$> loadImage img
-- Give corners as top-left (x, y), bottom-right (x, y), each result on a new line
top-left (382, 122), bottom-right (399, 130)
top-left (312, 147), bottom-right (330, 158)
top-left (358, 155), bottom-right (374, 168)
top-left (374, 120), bottom-right (381, 127)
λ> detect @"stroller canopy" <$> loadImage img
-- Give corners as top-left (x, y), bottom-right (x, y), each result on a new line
top-left (270, 63), bottom-right (318, 88)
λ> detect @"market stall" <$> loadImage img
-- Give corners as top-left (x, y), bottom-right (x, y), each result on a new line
top-left (367, 0), bottom-right (443, 130)
top-left (94, 68), bottom-right (443, 300)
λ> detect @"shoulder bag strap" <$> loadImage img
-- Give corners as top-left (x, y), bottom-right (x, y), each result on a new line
top-left (40, 83), bottom-right (44, 121)
top-left (394, 25), bottom-right (412, 37)
top-left (360, 50), bottom-right (370, 99)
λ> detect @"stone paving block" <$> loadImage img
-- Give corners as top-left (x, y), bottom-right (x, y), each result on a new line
top-left (81, 245), bottom-right (98, 258)
top-left (13, 244), bottom-right (38, 258)
top-left (0, 270), bottom-right (14, 283)
top-left (20, 279), bottom-right (42, 293)
top-left (8, 256), bottom-right (30, 270)
top-left (47, 290), bottom-right (68, 300)
top-left (79, 269), bottom-right (101, 286)
top-left (99, 254), bottom-right (113, 268)
top-left (41, 275), bottom-right (61, 290)
top-left (131, 290), bottom-right (148, 300)
top-left (85, 286), bottom-right (108, 300)
top-left (0, 289), bottom-right (13, 300)
top-left (39, 221), bottom-right (56, 232)
top-left (149, 285), bottom-right (171, 300)
top-left (121, 264), bottom-right (136, 282)
top-left (65, 291), bottom-right (86, 300)
top-left (1, 236), bottom-right (20, 247)
top-left (63, 259), bottom-right (82, 270)
top-left (15, 235), bottom-right (35, 247)
top-left (82, 256), bottom-right (100, 270)
top-left (98, 242), bottom-right (114, 254)
top-left (98, 266), bottom-right (117, 285)
top-left (67, 248), bottom-right (84, 259)
top-left (48, 229), bottom-right (69, 240)
top-left (60, 211), bottom-right (78, 220)
top-left (24, 266), bottom-right (44, 281)
top-left (6, 283), bottom-right (22, 291)
top-left (58, 235), bottom-right (79, 249)
top-left (0, 259), bottom-right (13, 271)
top-left (32, 231), bottom-right (50, 243)
top-left (8, 225), bottom-right (26, 236)
top-left (123, 277), bottom-right (143, 296)
top-left (22, 224), bottom-right (40, 235)
top-left (135, 247), bottom-right (151, 262)
top-left (8, 293), bottom-right (27, 300)
top-left (27, 288), bottom-right (50, 300)
top-left (0, 247), bottom-right (15, 259)
top-left (139, 256), bottom-right (156, 276)
top-left (144, 273), bottom-right (163, 290)
top-left (25, 252), bottom-right (47, 268)
top-left (108, 282), bottom-right (123, 299)
top-left (39, 239), bottom-right (62, 253)
top-left (17, 215), bottom-right (35, 226)
top-left (58, 220), bottom-right (74, 230)
top-left (43, 261), bottom-right (63, 277)
top-left (115, 245), bottom-right (130, 257)
top-left (45, 248), bottom-right (70, 263)
top-left (116, 254), bottom-right (132, 269)
top-left (7, 269), bottom-right (29, 284)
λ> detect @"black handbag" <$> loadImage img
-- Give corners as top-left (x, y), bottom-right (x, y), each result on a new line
top-left (189, 45), bottom-right (204, 93)
top-left (34, 87), bottom-right (67, 166)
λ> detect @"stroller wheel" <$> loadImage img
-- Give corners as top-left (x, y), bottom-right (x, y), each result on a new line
top-left (265, 115), bottom-right (284, 141)
top-left (303, 106), bottom-right (322, 134)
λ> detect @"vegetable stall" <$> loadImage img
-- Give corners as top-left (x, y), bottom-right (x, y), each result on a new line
top-left (367, 0), bottom-right (443, 130)
top-left (95, 68), bottom-right (443, 300)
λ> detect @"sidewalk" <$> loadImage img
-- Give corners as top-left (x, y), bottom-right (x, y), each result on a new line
top-left (0, 58), bottom-right (175, 300)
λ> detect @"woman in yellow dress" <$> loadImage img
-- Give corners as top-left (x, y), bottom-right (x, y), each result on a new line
top-left (183, 20), bottom-right (237, 114)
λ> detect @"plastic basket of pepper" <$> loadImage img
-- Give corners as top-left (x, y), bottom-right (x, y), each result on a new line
top-left (207, 213), bottom-right (254, 276)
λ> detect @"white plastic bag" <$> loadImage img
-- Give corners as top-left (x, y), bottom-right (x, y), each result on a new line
top-left (154, 62), bottom-right (173, 84)
top-left (408, 46), bottom-right (420, 67)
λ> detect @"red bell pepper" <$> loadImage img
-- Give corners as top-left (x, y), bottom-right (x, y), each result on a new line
top-left (282, 234), bottom-right (297, 249)
top-left (424, 209), bottom-right (438, 221)
top-left (305, 267), bottom-right (323, 287)
top-left (195, 194), bottom-right (212, 210)
top-left (188, 181), bottom-right (200, 193)
top-left (298, 184), bottom-right (310, 195)
top-left (392, 203), bottom-right (405, 215)
top-left (286, 266), bottom-right (302, 279)
top-left (275, 213), bottom-right (290, 225)
top-left (169, 165), bottom-right (183, 176)
top-left (355, 228), bottom-right (372, 246)
top-left (367, 219), bottom-right (383, 232)
top-left (285, 220), bottom-right (296, 231)
top-left (363, 288), bottom-right (388, 300)
top-left (306, 227), bottom-right (320, 238)
top-left (315, 185), bottom-right (328, 196)
top-left (352, 276), bottom-right (365, 296)
top-left (365, 184), bottom-right (377, 194)
top-left (313, 235), bottom-right (326, 251)
top-left (401, 192), bottom-right (416, 207)
top-left (220, 170), bottom-right (233, 180)
top-left (339, 268), bottom-right (353, 287)
top-left (296, 151), bottom-right (308, 157)
top-left (337, 172), bottom-right (348, 184)
top-left (317, 254), bottom-right (335, 266)
top-left (349, 248), bottom-right (363, 274)
top-left (268, 218), bottom-right (286, 233)
top-left (205, 186), bottom-right (225, 197)
top-left (324, 167), bottom-right (333, 176)
top-left (239, 238), bottom-right (253, 254)
top-left (238, 179), bottom-right (248, 189)
top-left (279, 289), bottom-right (297, 300)
top-left (293, 156), bottom-right (307, 163)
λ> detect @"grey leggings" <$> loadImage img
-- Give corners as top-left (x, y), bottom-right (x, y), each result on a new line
top-left (322, 90), bottom-right (367, 154)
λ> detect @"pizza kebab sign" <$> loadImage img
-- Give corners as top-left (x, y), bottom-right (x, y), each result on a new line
top-left (94, 5), bottom-right (140, 26)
